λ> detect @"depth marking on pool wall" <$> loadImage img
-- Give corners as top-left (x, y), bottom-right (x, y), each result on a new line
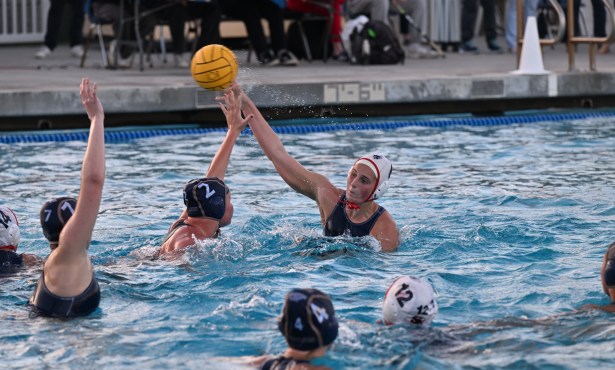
top-left (324, 83), bottom-right (385, 103)
top-left (471, 79), bottom-right (505, 98)
top-left (195, 89), bottom-right (218, 108)
top-left (548, 74), bottom-right (558, 97)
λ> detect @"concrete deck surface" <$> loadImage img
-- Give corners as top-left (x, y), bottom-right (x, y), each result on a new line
top-left (1, 40), bottom-right (614, 131)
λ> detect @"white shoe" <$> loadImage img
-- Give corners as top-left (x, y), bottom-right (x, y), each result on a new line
top-left (70, 45), bottom-right (84, 58)
top-left (108, 40), bottom-right (133, 68)
top-left (108, 39), bottom-right (117, 63)
top-left (278, 49), bottom-right (299, 66)
top-left (407, 43), bottom-right (439, 59)
top-left (35, 46), bottom-right (51, 59)
top-left (174, 54), bottom-right (189, 68)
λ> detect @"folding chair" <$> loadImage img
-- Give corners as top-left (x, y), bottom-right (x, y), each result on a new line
top-left (112, 0), bottom-right (177, 71)
top-left (80, 0), bottom-right (114, 68)
top-left (284, 0), bottom-right (335, 62)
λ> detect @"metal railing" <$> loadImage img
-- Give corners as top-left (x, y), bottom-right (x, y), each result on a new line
top-left (516, 0), bottom-right (615, 71)
top-left (0, 0), bottom-right (48, 44)
top-left (566, 0), bottom-right (615, 71)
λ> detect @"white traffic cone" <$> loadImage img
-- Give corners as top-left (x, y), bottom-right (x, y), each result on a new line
top-left (511, 16), bottom-right (549, 75)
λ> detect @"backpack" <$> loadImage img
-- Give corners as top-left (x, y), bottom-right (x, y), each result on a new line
top-left (349, 20), bottom-right (405, 65)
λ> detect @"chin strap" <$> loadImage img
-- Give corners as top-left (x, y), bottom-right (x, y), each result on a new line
top-left (345, 200), bottom-right (361, 210)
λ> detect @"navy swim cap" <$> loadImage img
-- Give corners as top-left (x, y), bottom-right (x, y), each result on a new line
top-left (604, 242), bottom-right (615, 288)
top-left (40, 197), bottom-right (77, 243)
top-left (277, 288), bottom-right (338, 351)
top-left (183, 178), bottom-right (228, 220)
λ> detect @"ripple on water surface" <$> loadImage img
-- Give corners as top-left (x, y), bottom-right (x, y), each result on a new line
top-left (0, 116), bottom-right (614, 368)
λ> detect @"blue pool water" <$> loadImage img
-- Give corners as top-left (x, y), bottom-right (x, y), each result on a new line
top-left (1, 114), bottom-right (614, 369)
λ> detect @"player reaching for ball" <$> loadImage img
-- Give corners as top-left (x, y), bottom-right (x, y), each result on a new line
top-left (230, 83), bottom-right (400, 252)
top-left (157, 86), bottom-right (252, 259)
top-left (30, 78), bottom-right (105, 318)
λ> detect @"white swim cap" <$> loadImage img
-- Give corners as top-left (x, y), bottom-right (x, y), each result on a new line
top-left (0, 206), bottom-right (20, 251)
top-left (382, 276), bottom-right (438, 326)
top-left (354, 153), bottom-right (393, 201)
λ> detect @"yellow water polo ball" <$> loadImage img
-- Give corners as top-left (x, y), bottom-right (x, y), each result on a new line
top-left (190, 44), bottom-right (238, 91)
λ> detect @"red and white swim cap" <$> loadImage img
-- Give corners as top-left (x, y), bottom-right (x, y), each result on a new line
top-left (354, 153), bottom-right (393, 201)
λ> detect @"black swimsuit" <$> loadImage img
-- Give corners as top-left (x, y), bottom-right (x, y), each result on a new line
top-left (161, 218), bottom-right (190, 246)
top-left (324, 192), bottom-right (385, 237)
top-left (160, 218), bottom-right (220, 249)
top-left (30, 271), bottom-right (100, 318)
top-left (261, 356), bottom-right (310, 370)
top-left (0, 250), bottom-right (23, 273)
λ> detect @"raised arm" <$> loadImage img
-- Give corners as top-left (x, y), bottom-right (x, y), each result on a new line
top-left (207, 90), bottom-right (252, 179)
top-left (57, 78), bottom-right (105, 257)
top-left (237, 85), bottom-right (332, 200)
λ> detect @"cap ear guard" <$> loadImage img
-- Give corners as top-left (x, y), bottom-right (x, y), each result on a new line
top-left (371, 178), bottom-right (390, 200)
top-left (40, 197), bottom-right (77, 243)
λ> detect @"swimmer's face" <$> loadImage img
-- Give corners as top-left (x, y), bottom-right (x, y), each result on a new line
top-left (346, 163), bottom-right (377, 203)
top-left (219, 189), bottom-right (233, 227)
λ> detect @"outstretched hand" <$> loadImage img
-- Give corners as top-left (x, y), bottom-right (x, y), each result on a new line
top-left (216, 87), bottom-right (253, 134)
top-left (80, 78), bottom-right (103, 121)
top-left (226, 81), bottom-right (243, 98)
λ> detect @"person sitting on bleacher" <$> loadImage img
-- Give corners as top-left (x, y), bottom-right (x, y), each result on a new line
top-left (286, 0), bottom-right (348, 61)
top-left (221, 0), bottom-right (299, 66)
top-left (92, 0), bottom-right (189, 68)
top-left (186, 0), bottom-right (223, 51)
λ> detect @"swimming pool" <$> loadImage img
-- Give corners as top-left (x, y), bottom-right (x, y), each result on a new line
top-left (1, 113), bottom-right (614, 369)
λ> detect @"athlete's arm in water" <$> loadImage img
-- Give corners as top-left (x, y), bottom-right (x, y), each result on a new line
top-left (236, 85), bottom-right (337, 202)
top-left (370, 213), bottom-right (399, 252)
top-left (580, 303), bottom-right (615, 313)
top-left (44, 78), bottom-right (105, 297)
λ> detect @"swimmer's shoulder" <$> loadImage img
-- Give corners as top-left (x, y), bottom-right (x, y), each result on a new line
top-left (316, 186), bottom-right (344, 208)
top-left (371, 209), bottom-right (399, 252)
top-left (297, 364), bottom-right (330, 370)
top-left (244, 355), bottom-right (329, 370)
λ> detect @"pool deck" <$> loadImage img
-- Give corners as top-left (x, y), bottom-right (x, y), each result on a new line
top-left (1, 41), bottom-right (615, 131)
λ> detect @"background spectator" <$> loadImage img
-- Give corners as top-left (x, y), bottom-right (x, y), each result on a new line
top-left (35, 0), bottom-right (85, 59)
top-left (459, 0), bottom-right (502, 53)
